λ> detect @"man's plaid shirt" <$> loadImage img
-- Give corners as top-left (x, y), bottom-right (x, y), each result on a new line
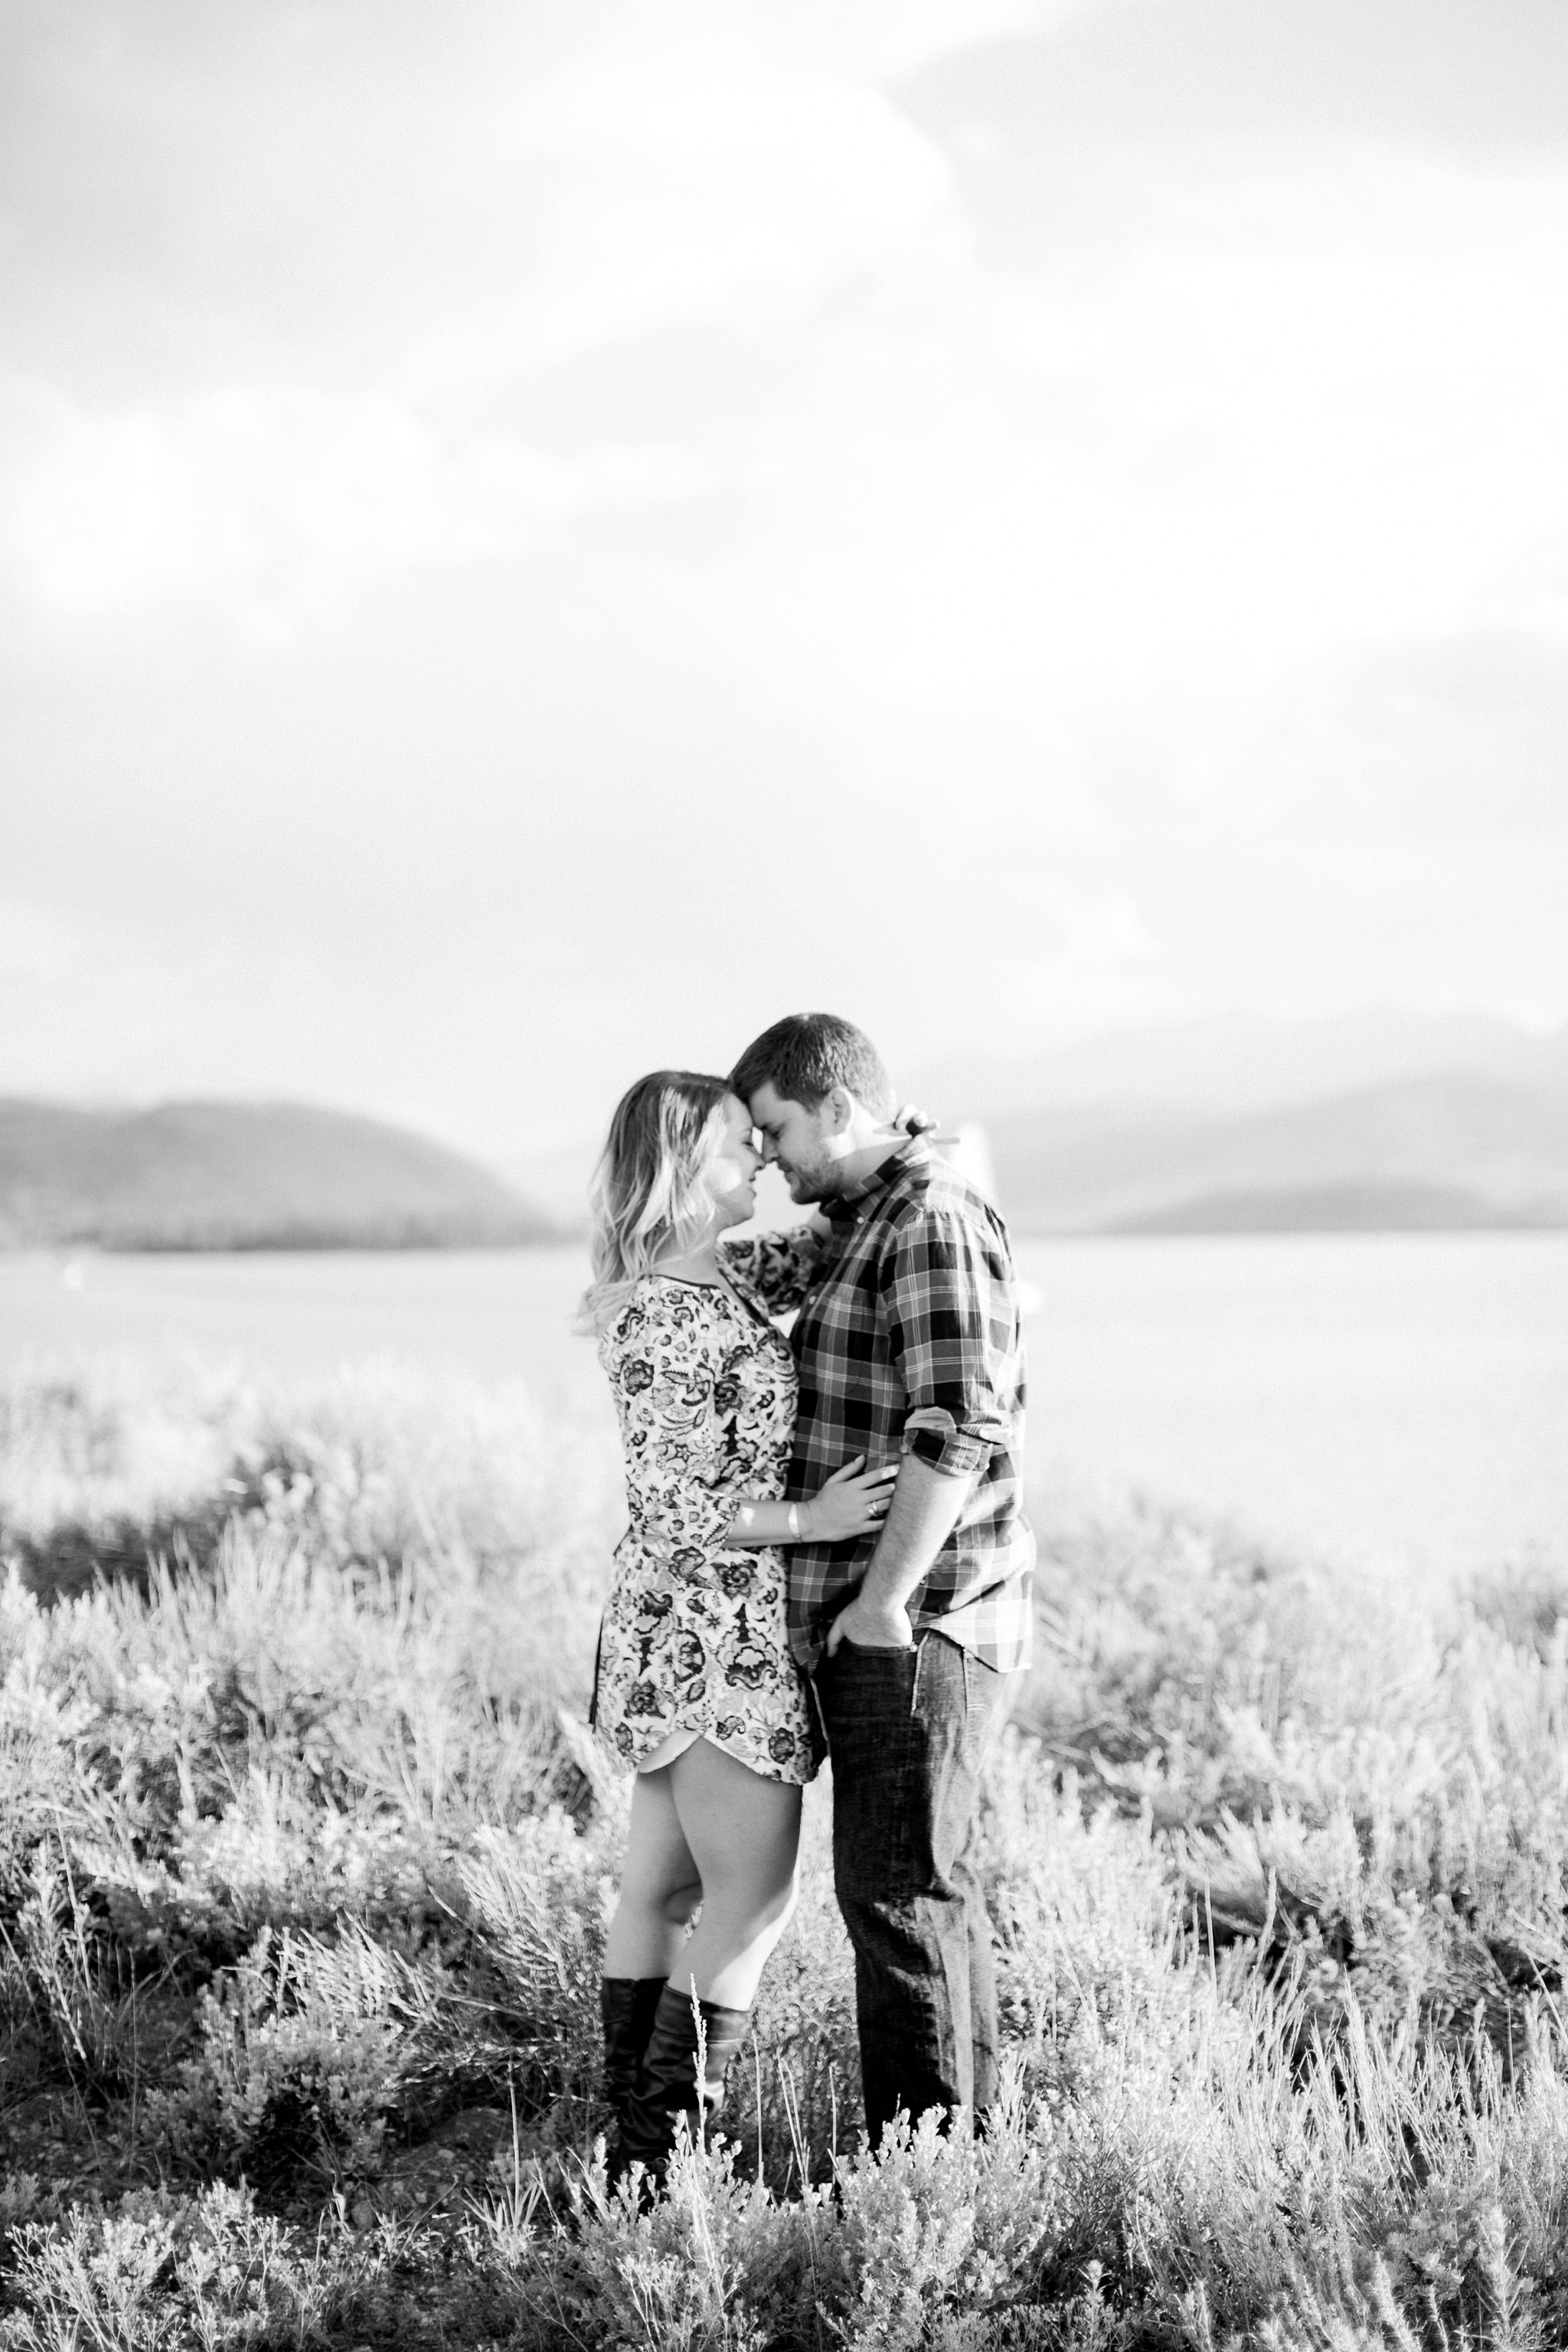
top-left (727, 1137), bottom-right (1034, 1674)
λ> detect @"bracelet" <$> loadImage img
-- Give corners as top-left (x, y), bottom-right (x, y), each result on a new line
top-left (787, 1502), bottom-right (801, 1540)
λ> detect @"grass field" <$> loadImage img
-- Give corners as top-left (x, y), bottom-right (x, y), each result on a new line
top-left (2, 1357), bottom-right (1568, 2350)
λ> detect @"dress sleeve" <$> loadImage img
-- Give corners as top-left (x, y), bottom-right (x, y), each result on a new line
top-left (720, 1225), bottom-right (824, 1312)
top-left (603, 1289), bottom-right (752, 1568)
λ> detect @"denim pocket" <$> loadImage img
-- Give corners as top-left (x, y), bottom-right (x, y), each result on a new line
top-left (820, 1636), bottom-right (918, 1734)
top-left (830, 1632), bottom-right (926, 1717)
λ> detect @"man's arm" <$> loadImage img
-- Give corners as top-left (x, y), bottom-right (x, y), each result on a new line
top-left (826, 1200), bottom-right (1010, 1654)
top-left (825, 1454), bottom-right (972, 1653)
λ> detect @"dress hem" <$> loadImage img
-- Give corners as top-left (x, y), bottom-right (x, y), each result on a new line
top-left (594, 1717), bottom-right (816, 1787)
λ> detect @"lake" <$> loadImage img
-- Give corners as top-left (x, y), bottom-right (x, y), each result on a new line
top-left (2, 1234), bottom-right (1564, 1588)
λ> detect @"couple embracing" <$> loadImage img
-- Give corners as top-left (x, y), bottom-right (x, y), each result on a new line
top-left (581, 1012), bottom-right (1034, 2186)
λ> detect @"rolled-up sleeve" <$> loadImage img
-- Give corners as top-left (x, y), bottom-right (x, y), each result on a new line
top-left (879, 1211), bottom-right (1011, 1478)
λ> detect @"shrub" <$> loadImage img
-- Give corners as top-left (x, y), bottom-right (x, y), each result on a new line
top-left (0, 2182), bottom-right (366, 2352)
top-left (5, 1360), bottom-right (1568, 2349)
top-left (144, 1922), bottom-right (438, 2187)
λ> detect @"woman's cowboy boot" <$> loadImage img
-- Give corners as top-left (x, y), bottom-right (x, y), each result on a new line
top-left (612, 1984), bottom-right (750, 2192)
top-left (599, 1977), bottom-right (668, 2128)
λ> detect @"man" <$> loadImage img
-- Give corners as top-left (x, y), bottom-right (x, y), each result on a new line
top-left (729, 1011), bottom-right (1034, 2145)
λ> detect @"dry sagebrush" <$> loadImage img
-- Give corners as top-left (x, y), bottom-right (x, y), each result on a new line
top-left (2, 1361), bottom-right (1568, 2348)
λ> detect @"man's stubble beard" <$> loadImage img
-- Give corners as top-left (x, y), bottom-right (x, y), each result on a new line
top-left (782, 1148), bottom-right (845, 1206)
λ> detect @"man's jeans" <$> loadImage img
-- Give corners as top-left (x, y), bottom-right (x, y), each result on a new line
top-left (814, 1630), bottom-right (1010, 2148)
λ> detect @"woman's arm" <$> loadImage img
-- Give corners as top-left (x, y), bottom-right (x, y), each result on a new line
top-left (605, 1289), bottom-right (892, 1563)
top-left (726, 1457), bottom-right (897, 1547)
top-left (726, 1496), bottom-right (821, 1547)
top-left (720, 1218), bottom-right (830, 1312)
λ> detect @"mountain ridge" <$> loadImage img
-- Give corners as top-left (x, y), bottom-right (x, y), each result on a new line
top-left (984, 1067), bottom-right (1568, 1233)
top-left (0, 1098), bottom-right (555, 1251)
top-left (907, 1007), bottom-right (1568, 1122)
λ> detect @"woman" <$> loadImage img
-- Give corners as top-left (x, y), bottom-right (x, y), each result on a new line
top-left (582, 1070), bottom-right (893, 2184)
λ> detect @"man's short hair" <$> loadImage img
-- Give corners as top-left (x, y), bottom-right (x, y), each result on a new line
top-left (730, 1012), bottom-right (894, 1118)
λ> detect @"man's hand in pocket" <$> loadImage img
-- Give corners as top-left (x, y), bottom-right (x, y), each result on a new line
top-left (826, 1592), bottom-right (915, 1655)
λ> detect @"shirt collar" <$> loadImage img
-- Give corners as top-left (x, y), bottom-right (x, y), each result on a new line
top-left (822, 1133), bottom-right (929, 1223)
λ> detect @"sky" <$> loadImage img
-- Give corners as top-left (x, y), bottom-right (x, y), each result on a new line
top-left (3, 0), bottom-right (1567, 1164)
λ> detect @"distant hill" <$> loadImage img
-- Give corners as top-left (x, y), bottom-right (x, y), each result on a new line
top-left (985, 1071), bottom-right (1568, 1234)
top-left (0, 1099), bottom-right (557, 1250)
top-left (909, 1008), bottom-right (1568, 1122)
top-left (505, 1008), bottom-right (1568, 1237)
top-left (502, 1137), bottom-right (599, 1232)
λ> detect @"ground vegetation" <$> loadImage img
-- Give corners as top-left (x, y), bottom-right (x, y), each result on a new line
top-left (2, 1360), bottom-right (1567, 2348)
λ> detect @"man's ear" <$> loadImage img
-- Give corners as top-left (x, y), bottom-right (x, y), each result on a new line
top-left (822, 1084), bottom-right (854, 1137)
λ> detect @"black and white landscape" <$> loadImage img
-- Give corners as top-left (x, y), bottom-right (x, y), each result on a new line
top-left (0, 1098), bottom-right (554, 1250)
top-left (919, 1008), bottom-right (1568, 1232)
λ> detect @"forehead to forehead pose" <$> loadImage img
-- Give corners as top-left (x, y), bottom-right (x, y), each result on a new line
top-left (736, 1009), bottom-right (896, 1206)
top-left (730, 1011), bottom-right (1036, 2151)
top-left (581, 1067), bottom-right (897, 2192)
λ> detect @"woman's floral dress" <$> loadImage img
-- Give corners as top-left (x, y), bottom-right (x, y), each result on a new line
top-left (592, 1232), bottom-right (822, 1785)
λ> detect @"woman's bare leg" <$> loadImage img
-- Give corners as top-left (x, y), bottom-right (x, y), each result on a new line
top-left (665, 1740), bottom-right (802, 2011)
top-left (603, 1766), bottom-right (704, 1980)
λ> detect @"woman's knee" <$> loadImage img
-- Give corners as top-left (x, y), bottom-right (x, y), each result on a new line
top-left (616, 1845), bottom-right (697, 1915)
top-left (706, 1864), bottom-right (798, 1942)
top-left (660, 1877), bottom-right (703, 1929)
top-left (764, 1864), bottom-right (800, 1932)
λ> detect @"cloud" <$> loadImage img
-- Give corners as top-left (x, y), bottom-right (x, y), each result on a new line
top-left (651, 139), bottom-right (1568, 742)
top-left (0, 2), bottom-right (971, 625)
top-left (3, 3), bottom-right (966, 392)
top-left (496, 49), bottom-right (955, 374)
top-left (1240, 629), bottom-right (1568, 842)
top-left (3, 0), bottom-right (1566, 1129)
top-left (763, 0), bottom-right (1090, 80)
top-left (33, 10), bottom-right (1562, 685)
top-left (2, 383), bottom-right (708, 625)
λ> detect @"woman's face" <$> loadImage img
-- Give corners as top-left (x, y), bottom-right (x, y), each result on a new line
top-left (701, 1093), bottom-right (763, 1229)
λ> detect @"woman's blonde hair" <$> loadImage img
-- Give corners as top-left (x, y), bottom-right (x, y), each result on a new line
top-left (578, 1070), bottom-right (734, 1333)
